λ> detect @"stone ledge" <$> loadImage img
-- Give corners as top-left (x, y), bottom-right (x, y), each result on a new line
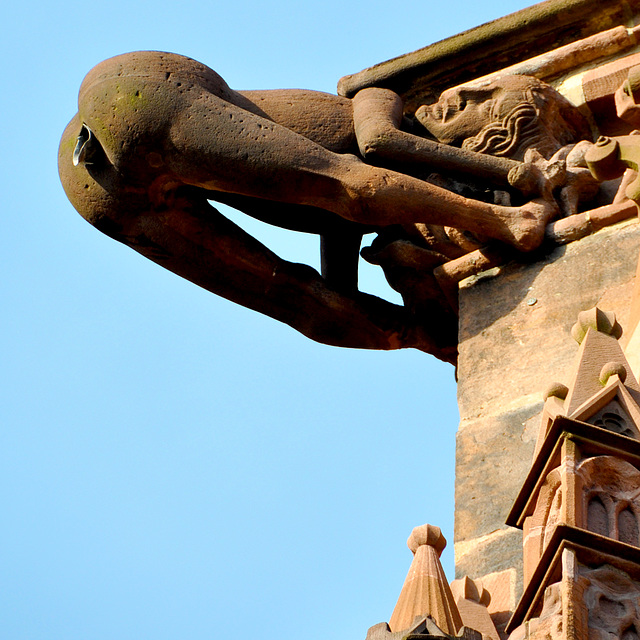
top-left (338, 0), bottom-right (640, 110)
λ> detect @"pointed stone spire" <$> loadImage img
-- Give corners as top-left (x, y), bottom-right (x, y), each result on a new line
top-left (388, 524), bottom-right (462, 635)
top-left (534, 308), bottom-right (640, 454)
top-left (564, 307), bottom-right (640, 415)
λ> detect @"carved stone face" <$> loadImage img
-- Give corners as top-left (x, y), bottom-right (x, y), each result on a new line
top-left (415, 75), bottom-right (589, 160)
top-left (416, 84), bottom-right (503, 146)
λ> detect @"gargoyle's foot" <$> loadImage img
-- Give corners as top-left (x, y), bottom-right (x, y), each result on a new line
top-left (407, 324), bottom-right (458, 363)
top-left (361, 239), bottom-right (457, 314)
top-left (361, 239), bottom-right (447, 272)
top-left (494, 198), bottom-right (558, 252)
top-left (344, 287), bottom-right (457, 363)
top-left (381, 310), bottom-right (457, 362)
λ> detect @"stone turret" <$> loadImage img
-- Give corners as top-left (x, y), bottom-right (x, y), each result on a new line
top-left (507, 308), bottom-right (640, 638)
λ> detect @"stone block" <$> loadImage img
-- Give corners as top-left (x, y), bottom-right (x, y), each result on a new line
top-left (454, 528), bottom-right (523, 597)
top-left (455, 406), bottom-right (541, 543)
top-left (583, 52), bottom-right (640, 136)
top-left (457, 220), bottom-right (639, 424)
top-left (478, 569), bottom-right (517, 636)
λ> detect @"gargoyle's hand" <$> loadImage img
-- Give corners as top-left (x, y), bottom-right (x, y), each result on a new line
top-left (507, 148), bottom-right (566, 201)
top-left (508, 145), bottom-right (599, 216)
top-left (556, 167), bottom-right (600, 217)
top-left (554, 141), bottom-right (600, 216)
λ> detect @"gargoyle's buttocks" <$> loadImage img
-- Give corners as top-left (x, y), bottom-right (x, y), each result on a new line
top-left (59, 51), bottom-right (237, 233)
top-left (79, 51), bottom-right (231, 99)
top-left (58, 114), bottom-right (149, 238)
top-left (75, 52), bottom-right (233, 173)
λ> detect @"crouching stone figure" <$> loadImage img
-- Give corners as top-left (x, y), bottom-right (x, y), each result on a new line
top-left (60, 51), bottom-right (587, 362)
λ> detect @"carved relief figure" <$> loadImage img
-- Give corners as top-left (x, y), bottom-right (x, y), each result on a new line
top-left (581, 565), bottom-right (640, 640)
top-left (59, 52), bottom-right (592, 359)
top-left (394, 75), bottom-right (597, 256)
top-left (416, 76), bottom-right (590, 161)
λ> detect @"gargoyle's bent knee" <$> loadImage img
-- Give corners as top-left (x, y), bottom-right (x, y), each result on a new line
top-left (352, 87), bottom-right (404, 159)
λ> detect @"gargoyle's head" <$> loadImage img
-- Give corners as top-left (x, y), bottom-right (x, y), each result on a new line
top-left (416, 75), bottom-right (591, 161)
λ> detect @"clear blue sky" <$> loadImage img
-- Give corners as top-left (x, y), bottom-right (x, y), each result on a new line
top-left (2, 1), bottom-right (533, 638)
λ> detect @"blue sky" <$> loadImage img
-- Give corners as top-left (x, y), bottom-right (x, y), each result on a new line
top-left (2, 1), bottom-right (534, 638)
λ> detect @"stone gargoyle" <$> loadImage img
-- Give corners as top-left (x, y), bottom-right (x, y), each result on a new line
top-left (59, 51), bottom-right (597, 363)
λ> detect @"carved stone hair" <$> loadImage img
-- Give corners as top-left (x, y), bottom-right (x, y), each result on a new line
top-left (461, 76), bottom-right (591, 161)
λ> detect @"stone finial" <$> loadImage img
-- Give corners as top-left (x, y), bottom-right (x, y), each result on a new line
top-left (450, 577), bottom-right (500, 640)
top-left (408, 524), bottom-right (447, 556)
top-left (599, 361), bottom-right (628, 385)
top-left (544, 382), bottom-right (569, 401)
top-left (388, 525), bottom-right (462, 635)
top-left (560, 307), bottom-right (640, 417)
top-left (571, 308), bottom-right (622, 344)
top-left (452, 576), bottom-right (491, 607)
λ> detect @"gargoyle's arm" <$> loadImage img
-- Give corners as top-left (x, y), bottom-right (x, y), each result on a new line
top-left (352, 87), bottom-right (522, 188)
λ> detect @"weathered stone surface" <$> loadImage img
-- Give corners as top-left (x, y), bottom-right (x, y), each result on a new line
top-left (478, 569), bottom-right (517, 637)
top-left (446, 25), bottom-right (640, 97)
top-left (455, 528), bottom-right (523, 586)
top-left (455, 405), bottom-right (541, 542)
top-left (581, 563), bottom-right (640, 638)
top-left (457, 220), bottom-right (639, 421)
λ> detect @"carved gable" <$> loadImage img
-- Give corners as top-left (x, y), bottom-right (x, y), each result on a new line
top-left (571, 382), bottom-right (640, 441)
top-left (587, 398), bottom-right (637, 437)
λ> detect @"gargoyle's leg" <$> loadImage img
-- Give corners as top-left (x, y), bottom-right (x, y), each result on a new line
top-left (167, 90), bottom-right (554, 251)
top-left (320, 229), bottom-right (363, 293)
top-left (59, 118), bottom-right (454, 361)
top-left (135, 196), bottom-right (454, 358)
top-left (206, 191), bottom-right (367, 292)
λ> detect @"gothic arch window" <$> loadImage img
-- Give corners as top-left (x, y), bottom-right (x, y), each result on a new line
top-left (579, 457), bottom-right (640, 546)
top-left (587, 494), bottom-right (610, 537)
top-left (617, 505), bottom-right (639, 546)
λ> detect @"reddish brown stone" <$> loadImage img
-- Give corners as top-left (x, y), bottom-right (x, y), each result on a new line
top-left (583, 53), bottom-right (640, 136)
top-left (388, 525), bottom-right (462, 635)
